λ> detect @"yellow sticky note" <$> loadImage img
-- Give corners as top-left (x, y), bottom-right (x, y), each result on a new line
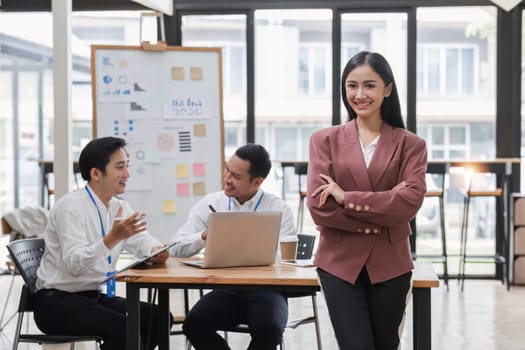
top-left (193, 182), bottom-right (206, 196)
top-left (171, 67), bottom-right (185, 80)
top-left (176, 164), bottom-right (189, 178)
top-left (190, 66), bottom-right (203, 80)
top-left (193, 124), bottom-right (206, 137)
top-left (162, 200), bottom-right (177, 214)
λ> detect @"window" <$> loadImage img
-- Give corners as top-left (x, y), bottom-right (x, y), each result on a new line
top-left (181, 14), bottom-right (247, 157)
top-left (417, 45), bottom-right (477, 96)
top-left (0, 11), bottom-right (143, 212)
top-left (341, 44), bottom-right (362, 66)
top-left (416, 6), bottom-right (496, 161)
top-left (254, 9), bottom-right (332, 198)
top-left (419, 124), bottom-right (469, 160)
top-left (227, 46), bottom-right (246, 94)
top-left (298, 44), bottom-right (329, 95)
top-left (341, 12), bottom-right (408, 122)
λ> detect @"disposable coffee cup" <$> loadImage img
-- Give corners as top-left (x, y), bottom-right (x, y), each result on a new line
top-left (280, 238), bottom-right (298, 261)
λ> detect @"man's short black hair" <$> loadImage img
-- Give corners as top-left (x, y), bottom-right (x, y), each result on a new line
top-left (79, 137), bottom-right (127, 181)
top-left (234, 143), bottom-right (272, 179)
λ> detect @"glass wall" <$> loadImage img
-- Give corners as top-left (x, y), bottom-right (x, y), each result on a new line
top-left (181, 14), bottom-right (247, 160)
top-left (415, 6), bottom-right (498, 276)
top-left (0, 3), bottom-right (514, 281)
top-left (254, 9), bottom-right (332, 198)
top-left (340, 12), bottom-right (408, 122)
top-left (0, 11), bottom-right (142, 212)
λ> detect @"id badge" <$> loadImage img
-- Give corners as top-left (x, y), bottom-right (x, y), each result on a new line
top-left (106, 272), bottom-right (116, 298)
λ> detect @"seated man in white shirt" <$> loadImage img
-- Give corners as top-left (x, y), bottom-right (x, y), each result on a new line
top-left (170, 143), bottom-right (296, 350)
top-left (33, 136), bottom-right (171, 350)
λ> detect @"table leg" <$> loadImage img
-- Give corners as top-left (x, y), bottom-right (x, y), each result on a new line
top-left (126, 283), bottom-right (141, 350)
top-left (158, 288), bottom-right (170, 350)
top-left (281, 166), bottom-right (286, 200)
top-left (412, 287), bottom-right (431, 350)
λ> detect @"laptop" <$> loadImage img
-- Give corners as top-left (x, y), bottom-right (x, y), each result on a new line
top-left (180, 211), bottom-right (282, 268)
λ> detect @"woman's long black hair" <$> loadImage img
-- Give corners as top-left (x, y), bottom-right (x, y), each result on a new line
top-left (341, 51), bottom-right (405, 129)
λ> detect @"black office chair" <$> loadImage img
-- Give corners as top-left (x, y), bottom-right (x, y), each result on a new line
top-left (186, 233), bottom-right (322, 350)
top-left (6, 238), bottom-right (102, 350)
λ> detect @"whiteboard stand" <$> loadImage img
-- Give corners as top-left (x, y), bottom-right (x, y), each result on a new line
top-left (91, 44), bottom-right (224, 242)
top-left (140, 11), bottom-right (167, 51)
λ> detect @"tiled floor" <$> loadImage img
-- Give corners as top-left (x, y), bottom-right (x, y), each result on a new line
top-left (0, 272), bottom-right (525, 350)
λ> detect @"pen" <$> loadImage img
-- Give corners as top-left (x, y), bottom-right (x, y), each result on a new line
top-left (114, 215), bottom-right (145, 222)
top-left (208, 205), bottom-right (217, 212)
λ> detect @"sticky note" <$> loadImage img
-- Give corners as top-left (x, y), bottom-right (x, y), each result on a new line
top-left (177, 183), bottom-right (190, 197)
top-left (162, 200), bottom-right (177, 214)
top-left (193, 163), bottom-right (205, 177)
top-left (171, 67), bottom-right (185, 80)
top-left (193, 124), bottom-right (206, 137)
top-left (176, 164), bottom-right (189, 178)
top-left (193, 182), bottom-right (206, 196)
top-left (190, 67), bottom-right (203, 80)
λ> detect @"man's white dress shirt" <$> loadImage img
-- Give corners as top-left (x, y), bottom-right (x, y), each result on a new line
top-left (170, 188), bottom-right (296, 258)
top-left (36, 185), bottom-right (162, 292)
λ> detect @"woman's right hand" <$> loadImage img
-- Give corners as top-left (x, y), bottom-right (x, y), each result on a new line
top-left (311, 173), bottom-right (345, 206)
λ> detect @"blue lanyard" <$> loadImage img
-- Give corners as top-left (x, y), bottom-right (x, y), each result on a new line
top-left (228, 191), bottom-right (264, 212)
top-left (85, 186), bottom-right (112, 265)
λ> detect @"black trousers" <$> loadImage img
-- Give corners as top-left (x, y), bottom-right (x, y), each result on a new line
top-left (183, 290), bottom-right (288, 350)
top-left (33, 289), bottom-right (164, 350)
top-left (318, 267), bottom-right (412, 350)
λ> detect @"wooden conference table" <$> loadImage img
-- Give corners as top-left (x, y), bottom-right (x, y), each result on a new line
top-left (118, 259), bottom-right (439, 350)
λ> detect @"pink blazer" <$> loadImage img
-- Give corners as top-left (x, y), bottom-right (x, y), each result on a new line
top-left (307, 120), bottom-right (427, 285)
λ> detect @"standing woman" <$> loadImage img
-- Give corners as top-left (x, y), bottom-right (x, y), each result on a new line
top-left (306, 51), bottom-right (427, 350)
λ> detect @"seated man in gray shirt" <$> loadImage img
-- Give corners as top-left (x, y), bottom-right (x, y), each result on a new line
top-left (170, 143), bottom-right (296, 349)
top-left (34, 137), bottom-right (171, 350)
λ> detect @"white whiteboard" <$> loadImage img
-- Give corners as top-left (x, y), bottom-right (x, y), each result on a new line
top-left (91, 45), bottom-right (224, 243)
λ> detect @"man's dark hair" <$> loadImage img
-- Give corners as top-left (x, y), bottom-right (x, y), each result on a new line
top-left (234, 143), bottom-right (272, 179)
top-left (79, 137), bottom-right (127, 181)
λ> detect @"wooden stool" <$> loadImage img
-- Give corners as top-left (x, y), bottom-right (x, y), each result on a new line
top-left (423, 188), bottom-right (449, 290)
top-left (458, 188), bottom-right (505, 291)
top-left (414, 163), bottom-right (449, 290)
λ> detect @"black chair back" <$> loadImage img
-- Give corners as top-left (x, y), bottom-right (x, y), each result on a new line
top-left (6, 238), bottom-right (103, 349)
top-left (296, 234), bottom-right (316, 259)
top-left (6, 238), bottom-right (45, 292)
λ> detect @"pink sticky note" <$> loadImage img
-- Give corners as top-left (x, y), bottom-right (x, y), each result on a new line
top-left (177, 183), bottom-right (190, 197)
top-left (193, 163), bottom-right (206, 177)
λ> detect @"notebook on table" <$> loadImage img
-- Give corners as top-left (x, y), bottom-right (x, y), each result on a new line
top-left (180, 211), bottom-right (282, 269)
top-left (100, 240), bottom-right (178, 283)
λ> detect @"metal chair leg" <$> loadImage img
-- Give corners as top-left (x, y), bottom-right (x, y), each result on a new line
top-left (459, 194), bottom-right (471, 291)
top-left (438, 195), bottom-right (449, 291)
top-left (0, 269), bottom-right (17, 331)
top-left (312, 294), bottom-right (323, 350)
top-left (297, 195), bottom-right (304, 232)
